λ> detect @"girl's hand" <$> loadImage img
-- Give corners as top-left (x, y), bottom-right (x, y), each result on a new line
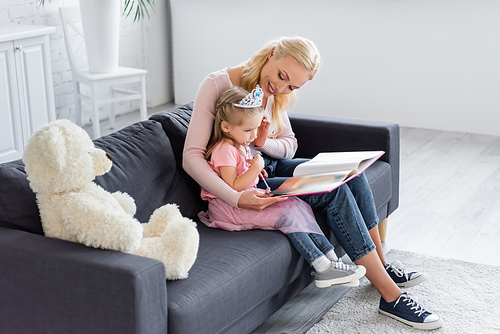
top-left (237, 189), bottom-right (286, 211)
top-left (249, 153), bottom-right (264, 171)
top-left (259, 169), bottom-right (270, 194)
top-left (254, 115), bottom-right (271, 147)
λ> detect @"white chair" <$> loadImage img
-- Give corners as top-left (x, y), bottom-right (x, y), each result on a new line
top-left (59, 7), bottom-right (147, 139)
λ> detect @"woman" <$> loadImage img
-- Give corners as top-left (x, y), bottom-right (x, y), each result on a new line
top-left (183, 36), bottom-right (443, 330)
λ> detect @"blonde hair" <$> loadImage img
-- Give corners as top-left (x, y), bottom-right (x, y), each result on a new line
top-left (240, 36), bottom-right (321, 136)
top-left (205, 87), bottom-right (264, 160)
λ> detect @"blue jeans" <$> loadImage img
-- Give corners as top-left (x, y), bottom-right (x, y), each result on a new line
top-left (286, 232), bottom-right (334, 265)
top-left (257, 155), bottom-right (379, 262)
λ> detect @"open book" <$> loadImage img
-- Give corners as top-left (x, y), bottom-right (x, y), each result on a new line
top-left (270, 151), bottom-right (385, 197)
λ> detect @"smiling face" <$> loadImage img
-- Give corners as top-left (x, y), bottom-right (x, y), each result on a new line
top-left (259, 50), bottom-right (311, 99)
top-left (222, 112), bottom-right (264, 147)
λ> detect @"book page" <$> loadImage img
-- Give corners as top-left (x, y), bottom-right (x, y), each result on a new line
top-left (356, 151), bottom-right (385, 173)
top-left (293, 151), bottom-right (385, 177)
top-left (271, 171), bottom-right (351, 197)
top-left (270, 151), bottom-right (385, 197)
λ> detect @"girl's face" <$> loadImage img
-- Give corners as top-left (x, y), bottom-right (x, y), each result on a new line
top-left (222, 112), bottom-right (264, 147)
top-left (259, 50), bottom-right (311, 99)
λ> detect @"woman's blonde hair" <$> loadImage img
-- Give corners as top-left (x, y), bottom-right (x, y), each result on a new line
top-left (205, 87), bottom-right (264, 160)
top-left (240, 36), bottom-right (320, 136)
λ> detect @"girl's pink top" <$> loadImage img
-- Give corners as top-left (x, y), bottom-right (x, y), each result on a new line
top-left (200, 140), bottom-right (257, 201)
top-left (183, 68), bottom-right (298, 208)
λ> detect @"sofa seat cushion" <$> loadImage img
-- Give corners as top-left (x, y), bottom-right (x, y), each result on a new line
top-left (149, 103), bottom-right (193, 167)
top-left (0, 160), bottom-right (42, 234)
top-left (165, 223), bottom-right (311, 334)
top-left (149, 103), bottom-right (207, 211)
top-left (94, 120), bottom-right (201, 221)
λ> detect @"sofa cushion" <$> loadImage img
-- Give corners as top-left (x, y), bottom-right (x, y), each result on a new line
top-left (150, 103), bottom-right (193, 167)
top-left (165, 223), bottom-right (313, 334)
top-left (0, 160), bottom-right (42, 235)
top-left (94, 120), bottom-right (201, 221)
top-left (150, 103), bottom-right (207, 210)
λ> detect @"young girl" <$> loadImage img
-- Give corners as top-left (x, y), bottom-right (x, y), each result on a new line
top-left (197, 86), bottom-right (366, 288)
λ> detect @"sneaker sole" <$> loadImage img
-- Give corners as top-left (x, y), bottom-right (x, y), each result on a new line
top-left (342, 279), bottom-right (359, 287)
top-left (396, 273), bottom-right (428, 288)
top-left (315, 266), bottom-right (366, 288)
top-left (379, 308), bottom-right (444, 330)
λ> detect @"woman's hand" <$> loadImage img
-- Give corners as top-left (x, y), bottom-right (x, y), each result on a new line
top-left (237, 189), bottom-right (286, 211)
top-left (254, 115), bottom-right (271, 147)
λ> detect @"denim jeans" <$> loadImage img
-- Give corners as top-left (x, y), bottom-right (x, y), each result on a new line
top-left (257, 155), bottom-right (379, 262)
top-left (286, 232), bottom-right (334, 265)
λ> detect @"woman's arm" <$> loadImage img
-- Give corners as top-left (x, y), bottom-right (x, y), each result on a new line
top-left (183, 74), bottom-right (242, 208)
top-left (258, 111), bottom-right (298, 160)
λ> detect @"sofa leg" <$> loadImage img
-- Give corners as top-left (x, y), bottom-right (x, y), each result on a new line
top-left (378, 218), bottom-right (388, 243)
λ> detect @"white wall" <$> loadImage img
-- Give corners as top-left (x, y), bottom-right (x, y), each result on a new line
top-left (170, 0), bottom-right (500, 136)
top-left (0, 0), bottom-right (172, 125)
top-left (142, 0), bottom-right (173, 107)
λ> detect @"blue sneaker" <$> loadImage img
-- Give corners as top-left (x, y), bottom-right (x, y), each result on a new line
top-left (385, 261), bottom-right (428, 288)
top-left (379, 292), bottom-right (444, 330)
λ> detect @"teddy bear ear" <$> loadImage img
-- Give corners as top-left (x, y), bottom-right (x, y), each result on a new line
top-left (41, 125), bottom-right (67, 171)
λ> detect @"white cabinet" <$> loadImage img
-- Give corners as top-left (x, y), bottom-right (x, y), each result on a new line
top-left (0, 25), bottom-right (56, 163)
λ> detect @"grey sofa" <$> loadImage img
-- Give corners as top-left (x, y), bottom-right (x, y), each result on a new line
top-left (0, 103), bottom-right (399, 334)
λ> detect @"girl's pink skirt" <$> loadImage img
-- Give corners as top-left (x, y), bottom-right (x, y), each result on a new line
top-left (198, 195), bottom-right (324, 235)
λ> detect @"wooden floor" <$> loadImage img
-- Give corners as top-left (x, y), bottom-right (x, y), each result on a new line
top-left (89, 108), bottom-right (500, 267)
top-left (385, 126), bottom-right (500, 267)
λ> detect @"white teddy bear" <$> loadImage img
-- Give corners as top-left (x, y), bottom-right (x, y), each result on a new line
top-left (23, 119), bottom-right (199, 280)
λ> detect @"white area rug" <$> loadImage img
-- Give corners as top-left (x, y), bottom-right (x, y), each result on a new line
top-left (307, 249), bottom-right (500, 333)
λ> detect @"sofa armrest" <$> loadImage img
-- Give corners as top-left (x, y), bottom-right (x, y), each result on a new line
top-left (0, 227), bottom-right (168, 334)
top-left (289, 113), bottom-right (400, 215)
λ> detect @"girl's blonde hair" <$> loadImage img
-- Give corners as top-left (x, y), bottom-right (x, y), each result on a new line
top-left (240, 36), bottom-right (320, 137)
top-left (205, 87), bottom-right (264, 160)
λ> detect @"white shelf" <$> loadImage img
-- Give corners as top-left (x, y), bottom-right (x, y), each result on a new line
top-left (0, 25), bottom-right (56, 43)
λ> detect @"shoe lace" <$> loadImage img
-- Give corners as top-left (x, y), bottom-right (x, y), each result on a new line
top-left (394, 293), bottom-right (427, 317)
top-left (333, 260), bottom-right (352, 271)
top-left (388, 260), bottom-right (409, 280)
top-left (311, 259), bottom-right (355, 276)
top-left (311, 260), bottom-right (353, 276)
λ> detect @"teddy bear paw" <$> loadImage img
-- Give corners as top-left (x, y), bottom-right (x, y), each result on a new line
top-left (143, 203), bottom-right (195, 238)
top-left (137, 217), bottom-right (199, 280)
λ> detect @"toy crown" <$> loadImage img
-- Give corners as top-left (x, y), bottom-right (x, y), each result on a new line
top-left (234, 85), bottom-right (264, 108)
